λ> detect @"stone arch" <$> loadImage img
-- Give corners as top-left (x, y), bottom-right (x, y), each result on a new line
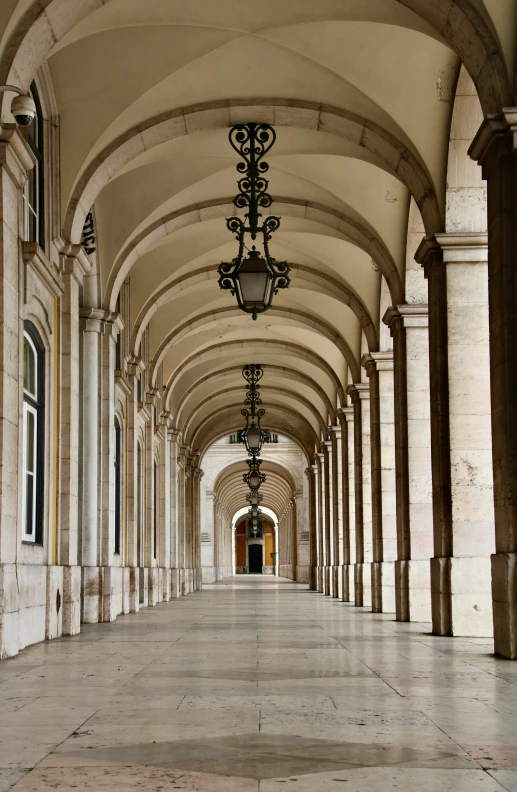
top-left (62, 99), bottom-right (442, 242)
top-left (1, 1), bottom-right (510, 130)
top-left (108, 197), bottom-right (404, 308)
top-left (163, 339), bottom-right (348, 408)
top-left (190, 401), bottom-right (320, 451)
top-left (182, 384), bottom-right (327, 440)
top-left (150, 307), bottom-right (366, 387)
top-left (175, 364), bottom-right (336, 427)
top-left (131, 267), bottom-right (378, 357)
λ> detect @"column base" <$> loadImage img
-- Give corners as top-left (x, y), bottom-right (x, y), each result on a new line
top-left (323, 566), bottom-right (331, 596)
top-left (316, 566), bottom-right (324, 593)
top-left (354, 563), bottom-right (372, 607)
top-left (62, 566), bottom-right (81, 635)
top-left (336, 566), bottom-right (343, 599)
top-left (309, 566), bottom-right (318, 590)
top-left (372, 561), bottom-right (396, 614)
top-left (129, 568), bottom-right (140, 612)
top-left (170, 569), bottom-right (180, 598)
top-left (492, 552), bottom-right (517, 659)
top-left (329, 566), bottom-right (339, 598)
top-left (395, 559), bottom-right (431, 622)
top-left (431, 556), bottom-right (492, 637)
top-left (342, 564), bottom-right (353, 602)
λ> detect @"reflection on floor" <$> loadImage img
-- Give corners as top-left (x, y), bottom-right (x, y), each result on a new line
top-left (0, 576), bottom-right (516, 791)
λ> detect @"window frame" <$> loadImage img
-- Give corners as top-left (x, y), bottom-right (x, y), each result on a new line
top-left (22, 323), bottom-right (45, 544)
top-left (23, 83), bottom-right (45, 247)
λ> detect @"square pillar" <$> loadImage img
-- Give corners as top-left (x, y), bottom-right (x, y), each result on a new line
top-left (330, 424), bottom-right (343, 598)
top-left (418, 236), bottom-right (494, 637)
top-left (363, 352), bottom-right (397, 614)
top-left (340, 407), bottom-right (355, 601)
top-left (384, 306), bottom-right (433, 623)
top-left (471, 113), bottom-right (517, 658)
top-left (347, 383), bottom-right (372, 607)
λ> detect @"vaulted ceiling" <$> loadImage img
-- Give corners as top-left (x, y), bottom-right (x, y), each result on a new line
top-left (2, 0), bottom-right (516, 466)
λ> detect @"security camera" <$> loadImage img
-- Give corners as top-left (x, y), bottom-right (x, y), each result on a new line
top-left (0, 85), bottom-right (36, 127)
top-left (10, 93), bottom-right (36, 127)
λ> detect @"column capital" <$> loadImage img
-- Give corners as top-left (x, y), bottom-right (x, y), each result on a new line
top-left (0, 123), bottom-right (35, 187)
top-left (347, 382), bottom-right (369, 403)
top-left (305, 466), bottom-right (315, 478)
top-left (79, 308), bottom-right (123, 337)
top-left (434, 232), bottom-right (488, 264)
top-left (22, 242), bottom-right (63, 299)
top-left (383, 304), bottom-right (428, 333)
top-left (127, 354), bottom-right (146, 377)
top-left (361, 351), bottom-right (394, 374)
top-left (329, 423), bottom-right (342, 439)
top-left (415, 235), bottom-right (442, 280)
top-left (469, 109), bottom-right (517, 173)
top-left (167, 426), bottom-right (181, 441)
top-left (58, 242), bottom-right (92, 283)
top-left (338, 406), bottom-right (354, 423)
top-left (145, 387), bottom-right (160, 407)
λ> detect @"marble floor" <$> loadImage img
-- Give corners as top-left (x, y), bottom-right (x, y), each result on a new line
top-left (0, 576), bottom-right (516, 791)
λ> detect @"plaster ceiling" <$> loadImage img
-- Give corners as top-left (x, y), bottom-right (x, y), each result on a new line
top-left (2, 0), bottom-right (515, 458)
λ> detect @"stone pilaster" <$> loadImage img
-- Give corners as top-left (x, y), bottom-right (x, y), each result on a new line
top-left (0, 126), bottom-right (35, 658)
top-left (340, 407), bottom-right (355, 601)
top-left (323, 440), bottom-right (334, 595)
top-left (470, 112), bottom-right (517, 658)
top-left (315, 451), bottom-right (325, 592)
top-left (57, 248), bottom-right (91, 574)
top-left (329, 425), bottom-right (343, 598)
top-left (306, 466), bottom-right (318, 590)
top-left (363, 352), bottom-right (397, 614)
top-left (348, 383), bottom-right (372, 607)
top-left (384, 305), bottom-right (433, 623)
top-left (418, 234), bottom-right (494, 637)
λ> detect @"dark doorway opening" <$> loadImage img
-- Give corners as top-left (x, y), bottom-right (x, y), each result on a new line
top-left (248, 544), bottom-right (263, 574)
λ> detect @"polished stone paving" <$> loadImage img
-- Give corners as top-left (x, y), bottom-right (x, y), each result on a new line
top-left (0, 576), bottom-right (516, 790)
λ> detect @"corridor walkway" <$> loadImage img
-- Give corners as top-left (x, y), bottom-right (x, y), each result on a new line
top-left (0, 578), bottom-right (516, 791)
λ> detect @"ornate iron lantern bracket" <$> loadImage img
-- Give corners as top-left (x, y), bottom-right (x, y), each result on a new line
top-left (218, 123), bottom-right (290, 320)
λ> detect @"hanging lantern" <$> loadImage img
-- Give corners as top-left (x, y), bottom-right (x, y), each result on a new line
top-left (218, 124), bottom-right (290, 320)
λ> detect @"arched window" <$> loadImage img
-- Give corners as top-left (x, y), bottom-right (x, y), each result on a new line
top-left (22, 323), bottom-right (44, 543)
top-left (114, 417), bottom-right (121, 555)
top-left (24, 83), bottom-right (44, 246)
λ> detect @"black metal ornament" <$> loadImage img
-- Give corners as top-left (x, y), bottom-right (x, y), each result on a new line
top-left (218, 123), bottom-right (290, 320)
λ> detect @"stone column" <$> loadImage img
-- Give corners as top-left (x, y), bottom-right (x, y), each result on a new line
top-left (193, 467), bottom-right (203, 590)
top-left (177, 447), bottom-right (187, 595)
top-left (79, 310), bottom-right (102, 621)
top-left (0, 126), bottom-right (34, 658)
top-left (59, 264), bottom-right (91, 634)
top-left (417, 234), bottom-right (494, 636)
top-left (96, 312), bottom-right (123, 622)
top-left (306, 466), bottom-right (318, 590)
top-left (329, 425), bottom-right (343, 598)
top-left (315, 452), bottom-right (324, 592)
top-left (320, 445), bottom-right (331, 595)
top-left (341, 407), bottom-right (355, 601)
top-left (470, 113), bottom-right (517, 658)
top-left (323, 440), bottom-right (335, 595)
top-left (348, 384), bottom-right (372, 607)
top-left (363, 352), bottom-right (397, 613)
top-left (384, 306), bottom-right (433, 623)
top-left (58, 250), bottom-right (90, 581)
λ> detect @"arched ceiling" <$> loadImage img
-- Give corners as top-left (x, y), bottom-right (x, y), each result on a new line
top-left (213, 456), bottom-right (298, 520)
top-left (1, 0), bottom-right (515, 459)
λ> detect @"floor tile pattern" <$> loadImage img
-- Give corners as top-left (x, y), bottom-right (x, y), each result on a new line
top-left (0, 575), bottom-right (516, 791)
